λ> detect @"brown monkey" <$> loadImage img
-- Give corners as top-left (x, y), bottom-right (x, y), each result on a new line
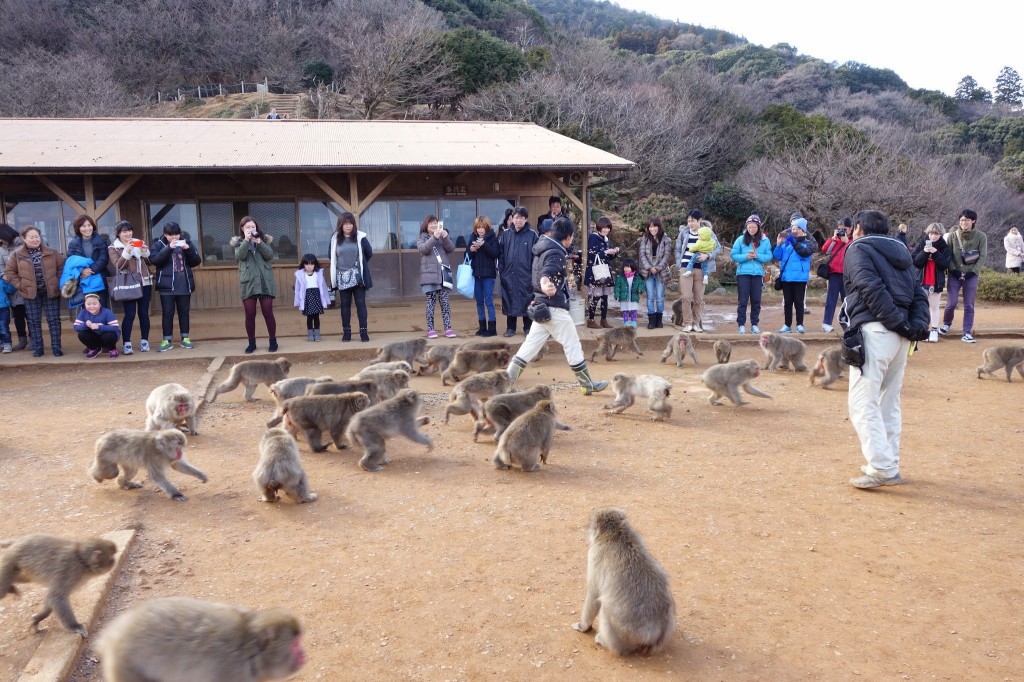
top-left (590, 326), bottom-right (644, 362)
top-left (210, 357), bottom-right (292, 402)
top-left (0, 534), bottom-right (117, 638)
top-left (759, 332), bottom-right (807, 372)
top-left (90, 429), bottom-right (207, 501)
top-left (369, 338), bottom-right (428, 373)
top-left (420, 344), bottom-right (461, 375)
top-left (571, 508), bottom-right (676, 656)
top-left (345, 388), bottom-right (433, 472)
top-left (304, 378), bottom-right (380, 404)
top-left (95, 597), bottom-right (305, 682)
top-left (441, 348), bottom-right (512, 385)
top-left (701, 359), bottom-right (772, 406)
top-left (492, 400), bottom-right (560, 471)
top-left (670, 297), bottom-right (684, 326)
top-left (460, 339), bottom-right (513, 353)
top-left (353, 360), bottom-right (411, 376)
top-left (266, 376), bottom-right (334, 427)
top-left (253, 428), bottom-right (317, 503)
top-left (659, 332), bottom-right (699, 367)
top-left (145, 383), bottom-right (198, 435)
top-left (443, 369), bottom-right (512, 424)
top-left (348, 368), bottom-right (410, 399)
top-left (281, 392), bottom-right (370, 452)
top-left (809, 347), bottom-right (845, 388)
top-left (603, 373), bottom-right (672, 421)
top-left (474, 385), bottom-right (571, 442)
top-left (713, 338), bottom-right (732, 364)
top-left (977, 345), bottom-right (1024, 382)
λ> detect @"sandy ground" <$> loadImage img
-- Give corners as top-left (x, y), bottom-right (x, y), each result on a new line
top-left (0, 299), bottom-right (1022, 682)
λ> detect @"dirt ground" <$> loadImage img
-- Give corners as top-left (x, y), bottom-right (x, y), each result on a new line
top-left (1, 300), bottom-right (1022, 682)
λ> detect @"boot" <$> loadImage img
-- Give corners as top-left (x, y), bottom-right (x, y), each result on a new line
top-left (647, 314), bottom-right (656, 329)
top-left (268, 338), bottom-right (279, 352)
top-left (485, 320), bottom-right (497, 337)
top-left (244, 338), bottom-right (257, 354)
top-left (586, 319), bottom-right (600, 329)
top-left (307, 330), bottom-right (315, 342)
top-left (572, 362), bottom-right (608, 395)
top-left (655, 312), bottom-right (664, 328)
top-left (507, 356), bottom-right (527, 389)
top-left (15, 335), bottom-right (27, 351)
top-left (342, 327), bottom-right (351, 342)
top-left (359, 328), bottom-right (369, 342)
top-left (600, 318), bottom-right (612, 328)
top-left (475, 319), bottom-right (486, 336)
top-left (313, 329), bottom-right (321, 342)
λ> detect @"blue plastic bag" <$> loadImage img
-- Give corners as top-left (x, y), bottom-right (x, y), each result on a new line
top-left (456, 253), bottom-right (475, 299)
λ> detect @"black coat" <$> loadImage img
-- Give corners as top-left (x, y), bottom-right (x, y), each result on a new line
top-left (842, 235), bottom-right (929, 338)
top-left (150, 234), bottom-right (201, 294)
top-left (910, 236), bottom-right (951, 293)
top-left (585, 232), bottom-right (616, 285)
top-left (497, 224), bottom-right (537, 316)
top-left (532, 236), bottom-right (570, 311)
top-left (67, 234), bottom-right (110, 276)
top-left (464, 230), bottom-right (500, 279)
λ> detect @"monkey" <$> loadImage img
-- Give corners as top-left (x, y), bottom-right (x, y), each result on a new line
top-left (571, 508), bottom-right (676, 656)
top-left (353, 360), bottom-right (411, 376)
top-left (809, 347), bottom-right (845, 388)
top-left (441, 348), bottom-right (512, 385)
top-left (670, 297), bottom-right (684, 326)
top-left (977, 345), bottom-right (1024, 382)
top-left (420, 344), bottom-right (461, 376)
top-left (345, 388), bottom-right (432, 472)
top-left (492, 400), bottom-right (559, 471)
top-left (266, 376), bottom-right (334, 427)
top-left (209, 357), bottom-right (292, 402)
top-left (369, 338), bottom-right (428, 374)
top-left (603, 373), bottom-right (672, 421)
top-left (0, 534), bottom-right (117, 638)
top-left (590, 326), bottom-right (644, 362)
top-left (90, 429), bottom-right (207, 501)
top-left (253, 428), bottom-right (317, 503)
top-left (443, 369), bottom-right (512, 424)
top-left (759, 332), bottom-right (808, 372)
top-left (280, 392), bottom-right (370, 453)
top-left (701, 359), bottom-right (773, 406)
top-left (474, 385), bottom-right (572, 442)
top-left (713, 338), bottom-right (732, 364)
top-left (304, 378), bottom-right (380, 404)
top-left (659, 332), bottom-right (699, 368)
top-left (94, 596), bottom-right (305, 682)
top-left (145, 383), bottom-right (198, 435)
top-left (347, 368), bottom-right (410, 400)
top-left (460, 339), bottom-right (513, 353)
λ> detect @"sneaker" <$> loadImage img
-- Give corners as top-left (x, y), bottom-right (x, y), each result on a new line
top-left (139, 340), bottom-right (150, 352)
top-left (961, 333), bottom-right (976, 343)
top-left (427, 330), bottom-right (438, 339)
top-left (1, 343), bottom-right (11, 354)
top-left (702, 275), bottom-right (709, 285)
top-left (502, 328), bottom-right (516, 337)
top-left (779, 325), bottom-right (791, 333)
top-left (738, 325), bottom-right (746, 335)
top-left (681, 325), bottom-right (693, 332)
top-left (444, 329), bottom-right (457, 338)
top-left (108, 349), bottom-right (119, 359)
top-left (822, 324), bottom-right (833, 333)
top-left (938, 325), bottom-right (950, 335)
top-left (850, 472), bottom-right (905, 489)
top-left (122, 341), bottom-right (133, 355)
top-left (694, 325), bottom-right (704, 333)
top-left (158, 340), bottom-right (172, 352)
top-left (681, 270), bottom-right (692, 277)
top-left (796, 325), bottom-right (805, 334)
top-left (928, 329), bottom-right (938, 343)
top-left (750, 325), bottom-right (760, 334)
top-left (180, 337), bottom-right (194, 349)
top-left (85, 347), bottom-right (102, 359)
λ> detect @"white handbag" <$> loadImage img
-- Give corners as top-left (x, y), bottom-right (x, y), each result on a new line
top-left (591, 253), bottom-right (611, 282)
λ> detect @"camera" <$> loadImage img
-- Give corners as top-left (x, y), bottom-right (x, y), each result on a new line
top-left (837, 229), bottom-right (847, 237)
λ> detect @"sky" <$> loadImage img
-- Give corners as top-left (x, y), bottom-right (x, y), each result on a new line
top-left (609, 0), bottom-right (1020, 96)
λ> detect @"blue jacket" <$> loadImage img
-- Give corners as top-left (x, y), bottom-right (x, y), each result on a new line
top-left (0, 278), bottom-right (14, 308)
top-left (730, 235), bottom-right (774, 276)
top-left (773, 235), bottom-right (816, 283)
top-left (67, 234), bottom-right (110, 277)
top-left (73, 307), bottom-right (121, 339)
top-left (60, 255), bottom-right (107, 294)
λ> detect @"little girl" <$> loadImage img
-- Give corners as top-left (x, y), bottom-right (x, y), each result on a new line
top-left (293, 254), bottom-right (331, 341)
top-left (682, 221), bottom-right (716, 284)
top-left (613, 259), bottom-right (646, 328)
top-left (73, 293), bottom-right (121, 359)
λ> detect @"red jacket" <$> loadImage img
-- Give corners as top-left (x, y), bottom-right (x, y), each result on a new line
top-left (822, 237), bottom-right (851, 274)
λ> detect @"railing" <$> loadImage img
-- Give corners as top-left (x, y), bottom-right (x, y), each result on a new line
top-left (152, 78), bottom-right (331, 103)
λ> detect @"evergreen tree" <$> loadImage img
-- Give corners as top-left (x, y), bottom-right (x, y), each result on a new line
top-left (954, 75), bottom-right (979, 101)
top-left (994, 66), bottom-right (1023, 106)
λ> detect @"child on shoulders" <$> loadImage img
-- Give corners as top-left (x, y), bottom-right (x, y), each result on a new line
top-left (73, 293), bottom-right (120, 359)
top-left (613, 258), bottom-right (645, 328)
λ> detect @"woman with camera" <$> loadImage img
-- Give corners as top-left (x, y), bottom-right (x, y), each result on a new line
top-left (108, 220), bottom-right (153, 354)
top-left (940, 209), bottom-right (987, 343)
top-left (231, 216), bottom-right (277, 353)
top-left (416, 215), bottom-right (457, 338)
top-left (911, 222), bottom-right (951, 343)
top-left (149, 222), bottom-right (201, 351)
top-left (819, 217), bottom-right (853, 333)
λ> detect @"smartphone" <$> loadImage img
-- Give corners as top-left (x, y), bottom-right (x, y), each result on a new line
top-left (436, 220), bottom-right (444, 231)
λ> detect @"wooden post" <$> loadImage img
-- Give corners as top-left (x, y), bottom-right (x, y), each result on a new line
top-left (219, 84), bottom-right (223, 96)
top-left (241, 80), bottom-right (245, 93)
top-left (84, 176), bottom-right (96, 216)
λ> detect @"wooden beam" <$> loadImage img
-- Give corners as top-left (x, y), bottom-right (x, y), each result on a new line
top-left (94, 174), bottom-right (142, 218)
top-left (542, 172), bottom-right (583, 212)
top-left (356, 173), bottom-right (398, 215)
top-left (84, 175), bottom-right (96, 214)
top-left (305, 173), bottom-right (353, 213)
top-left (36, 176), bottom-right (87, 215)
top-left (349, 173), bottom-right (359, 215)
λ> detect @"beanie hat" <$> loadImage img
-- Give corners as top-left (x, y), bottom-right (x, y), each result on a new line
top-left (791, 218), bottom-right (808, 231)
top-left (745, 214), bottom-right (762, 225)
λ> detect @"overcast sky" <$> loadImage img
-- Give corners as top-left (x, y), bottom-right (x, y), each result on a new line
top-left (609, 0), bottom-right (1020, 96)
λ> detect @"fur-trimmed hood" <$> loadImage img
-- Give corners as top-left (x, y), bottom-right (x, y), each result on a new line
top-left (229, 234), bottom-right (274, 247)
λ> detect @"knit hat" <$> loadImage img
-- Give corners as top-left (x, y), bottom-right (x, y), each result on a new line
top-left (745, 214), bottom-right (762, 225)
top-left (791, 218), bottom-right (808, 232)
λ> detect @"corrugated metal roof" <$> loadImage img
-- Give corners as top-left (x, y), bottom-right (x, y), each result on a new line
top-left (0, 118), bottom-right (634, 172)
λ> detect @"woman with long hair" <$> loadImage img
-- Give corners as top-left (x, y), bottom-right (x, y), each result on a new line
top-left (466, 215), bottom-right (500, 336)
top-left (231, 215), bottom-right (277, 353)
top-left (638, 216), bottom-right (671, 328)
top-left (108, 220), bottom-right (153, 354)
top-left (67, 214), bottom-right (111, 307)
top-left (730, 215), bottom-right (773, 334)
top-left (417, 214), bottom-right (456, 338)
top-left (328, 212), bottom-right (373, 342)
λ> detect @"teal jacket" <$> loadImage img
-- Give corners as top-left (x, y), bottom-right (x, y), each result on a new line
top-left (231, 235), bottom-right (276, 299)
top-left (613, 273), bottom-right (646, 302)
top-left (730, 235), bottom-right (774, 276)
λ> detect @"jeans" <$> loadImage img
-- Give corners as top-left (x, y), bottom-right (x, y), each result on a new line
top-left (120, 284), bottom-right (152, 344)
top-left (822, 273), bottom-right (846, 327)
top-left (943, 273), bottom-right (979, 334)
top-left (160, 293), bottom-right (191, 340)
top-left (780, 281), bottom-right (807, 326)
top-left (735, 274), bottom-right (763, 327)
top-left (644, 275), bottom-right (665, 313)
top-left (339, 286), bottom-right (368, 330)
top-left (0, 306), bottom-right (10, 344)
top-left (474, 277), bottom-right (496, 321)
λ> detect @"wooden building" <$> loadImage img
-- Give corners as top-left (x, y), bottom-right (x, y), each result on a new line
top-left (0, 119), bottom-right (634, 307)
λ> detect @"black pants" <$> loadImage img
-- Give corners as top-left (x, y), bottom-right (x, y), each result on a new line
top-left (735, 274), bottom-right (763, 327)
top-left (505, 315), bottom-right (531, 333)
top-left (78, 329), bottom-right (118, 351)
top-left (160, 293), bottom-right (191, 339)
top-left (120, 284), bottom-right (152, 344)
top-left (781, 281), bottom-right (807, 327)
top-left (11, 303), bottom-right (26, 338)
top-left (339, 286), bottom-right (367, 330)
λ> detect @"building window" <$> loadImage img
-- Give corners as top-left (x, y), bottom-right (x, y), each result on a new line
top-left (298, 201), bottom-right (342, 260)
top-left (397, 200), bottom-right (436, 249)
top-left (250, 201), bottom-right (298, 261)
top-left (478, 198), bottom-right (516, 231)
top-left (148, 202), bottom-right (200, 248)
top-left (360, 201), bottom-right (399, 250)
top-left (4, 193), bottom-right (62, 250)
top-left (198, 202), bottom-right (234, 262)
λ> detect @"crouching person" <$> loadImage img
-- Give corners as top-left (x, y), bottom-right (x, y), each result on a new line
top-left (74, 293), bottom-right (121, 359)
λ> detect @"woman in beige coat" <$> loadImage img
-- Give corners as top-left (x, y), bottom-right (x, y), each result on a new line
top-left (108, 220), bottom-right (154, 354)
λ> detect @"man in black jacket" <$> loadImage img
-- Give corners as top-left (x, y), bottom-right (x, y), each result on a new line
top-left (841, 210), bottom-right (930, 489)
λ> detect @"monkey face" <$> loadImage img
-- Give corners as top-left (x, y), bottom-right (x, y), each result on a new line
top-left (290, 635), bottom-right (307, 668)
top-left (176, 400), bottom-right (190, 416)
top-left (759, 335), bottom-right (768, 348)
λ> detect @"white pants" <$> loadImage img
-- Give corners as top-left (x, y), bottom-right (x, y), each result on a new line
top-left (927, 290), bottom-right (942, 329)
top-left (513, 307), bottom-right (585, 366)
top-left (847, 321), bottom-right (910, 477)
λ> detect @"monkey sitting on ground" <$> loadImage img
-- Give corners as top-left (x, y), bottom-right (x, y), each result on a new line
top-left (713, 339), bottom-right (732, 364)
top-left (492, 400), bottom-right (560, 471)
top-left (603, 373), bottom-right (672, 421)
top-left (95, 597), bottom-right (305, 682)
top-left (345, 389), bottom-right (432, 472)
top-left (281, 392), bottom-right (370, 453)
top-left (701, 359), bottom-right (773, 406)
top-left (266, 376), bottom-right (334, 427)
top-left (348, 368), bottom-right (410, 399)
top-left (369, 338), bottom-right (428, 374)
top-left (977, 345), bottom-right (1024, 382)
top-left (145, 383), bottom-right (198, 435)
top-left (0, 533), bottom-right (117, 638)
top-left (253, 428), bottom-right (317, 503)
top-left (571, 508), bottom-right (676, 656)
top-left (210, 357), bottom-right (292, 402)
top-left (590, 326), bottom-right (644, 362)
top-left (809, 347), bottom-right (845, 388)
top-left (659, 332), bottom-right (699, 367)
top-left (304, 378), bottom-right (380, 404)
top-left (759, 332), bottom-right (808, 372)
top-left (443, 369), bottom-right (512, 423)
top-left (441, 348), bottom-right (512, 385)
top-left (474, 385), bottom-right (571, 442)
top-left (90, 429), bottom-right (207, 501)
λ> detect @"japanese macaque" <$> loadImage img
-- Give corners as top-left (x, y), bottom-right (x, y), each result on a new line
top-left (977, 345), bottom-right (1024, 382)
top-left (603, 374), bottom-right (672, 421)
top-left (492, 400), bottom-right (561, 471)
top-left (90, 429), bottom-right (207, 501)
top-left (281, 392), bottom-right (370, 453)
top-left (145, 383), bottom-right (198, 435)
top-left (347, 369), bottom-right (410, 399)
top-left (713, 339), bottom-right (732, 364)
top-left (266, 376), bottom-right (334, 427)
top-left (443, 369), bottom-right (512, 424)
top-left (253, 428), bottom-right (317, 503)
top-left (94, 597), bottom-right (305, 682)
top-left (590, 327), bottom-right (644, 362)
top-left (474, 385), bottom-right (571, 442)
top-left (571, 508), bottom-right (676, 656)
top-left (421, 344), bottom-right (461, 376)
top-left (354, 361), bottom-right (411, 376)
top-left (441, 349), bottom-right (511, 386)
top-left (759, 332), bottom-right (807, 372)
top-left (461, 339), bottom-right (513, 353)
top-left (670, 298), bottom-right (683, 326)
top-left (809, 347), bottom-right (845, 388)
top-left (0, 534), bottom-right (117, 638)
top-left (369, 339), bottom-right (428, 374)
top-left (659, 332), bottom-right (699, 368)
top-left (345, 389), bottom-right (432, 472)
top-left (701, 359), bottom-right (772, 406)
top-left (210, 357), bottom-right (292, 402)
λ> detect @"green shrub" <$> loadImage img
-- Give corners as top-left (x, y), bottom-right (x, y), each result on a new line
top-left (976, 270), bottom-right (1024, 302)
top-left (620, 194), bottom-right (689, 240)
top-left (176, 96), bottom-right (203, 111)
top-left (714, 257), bottom-right (737, 287)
